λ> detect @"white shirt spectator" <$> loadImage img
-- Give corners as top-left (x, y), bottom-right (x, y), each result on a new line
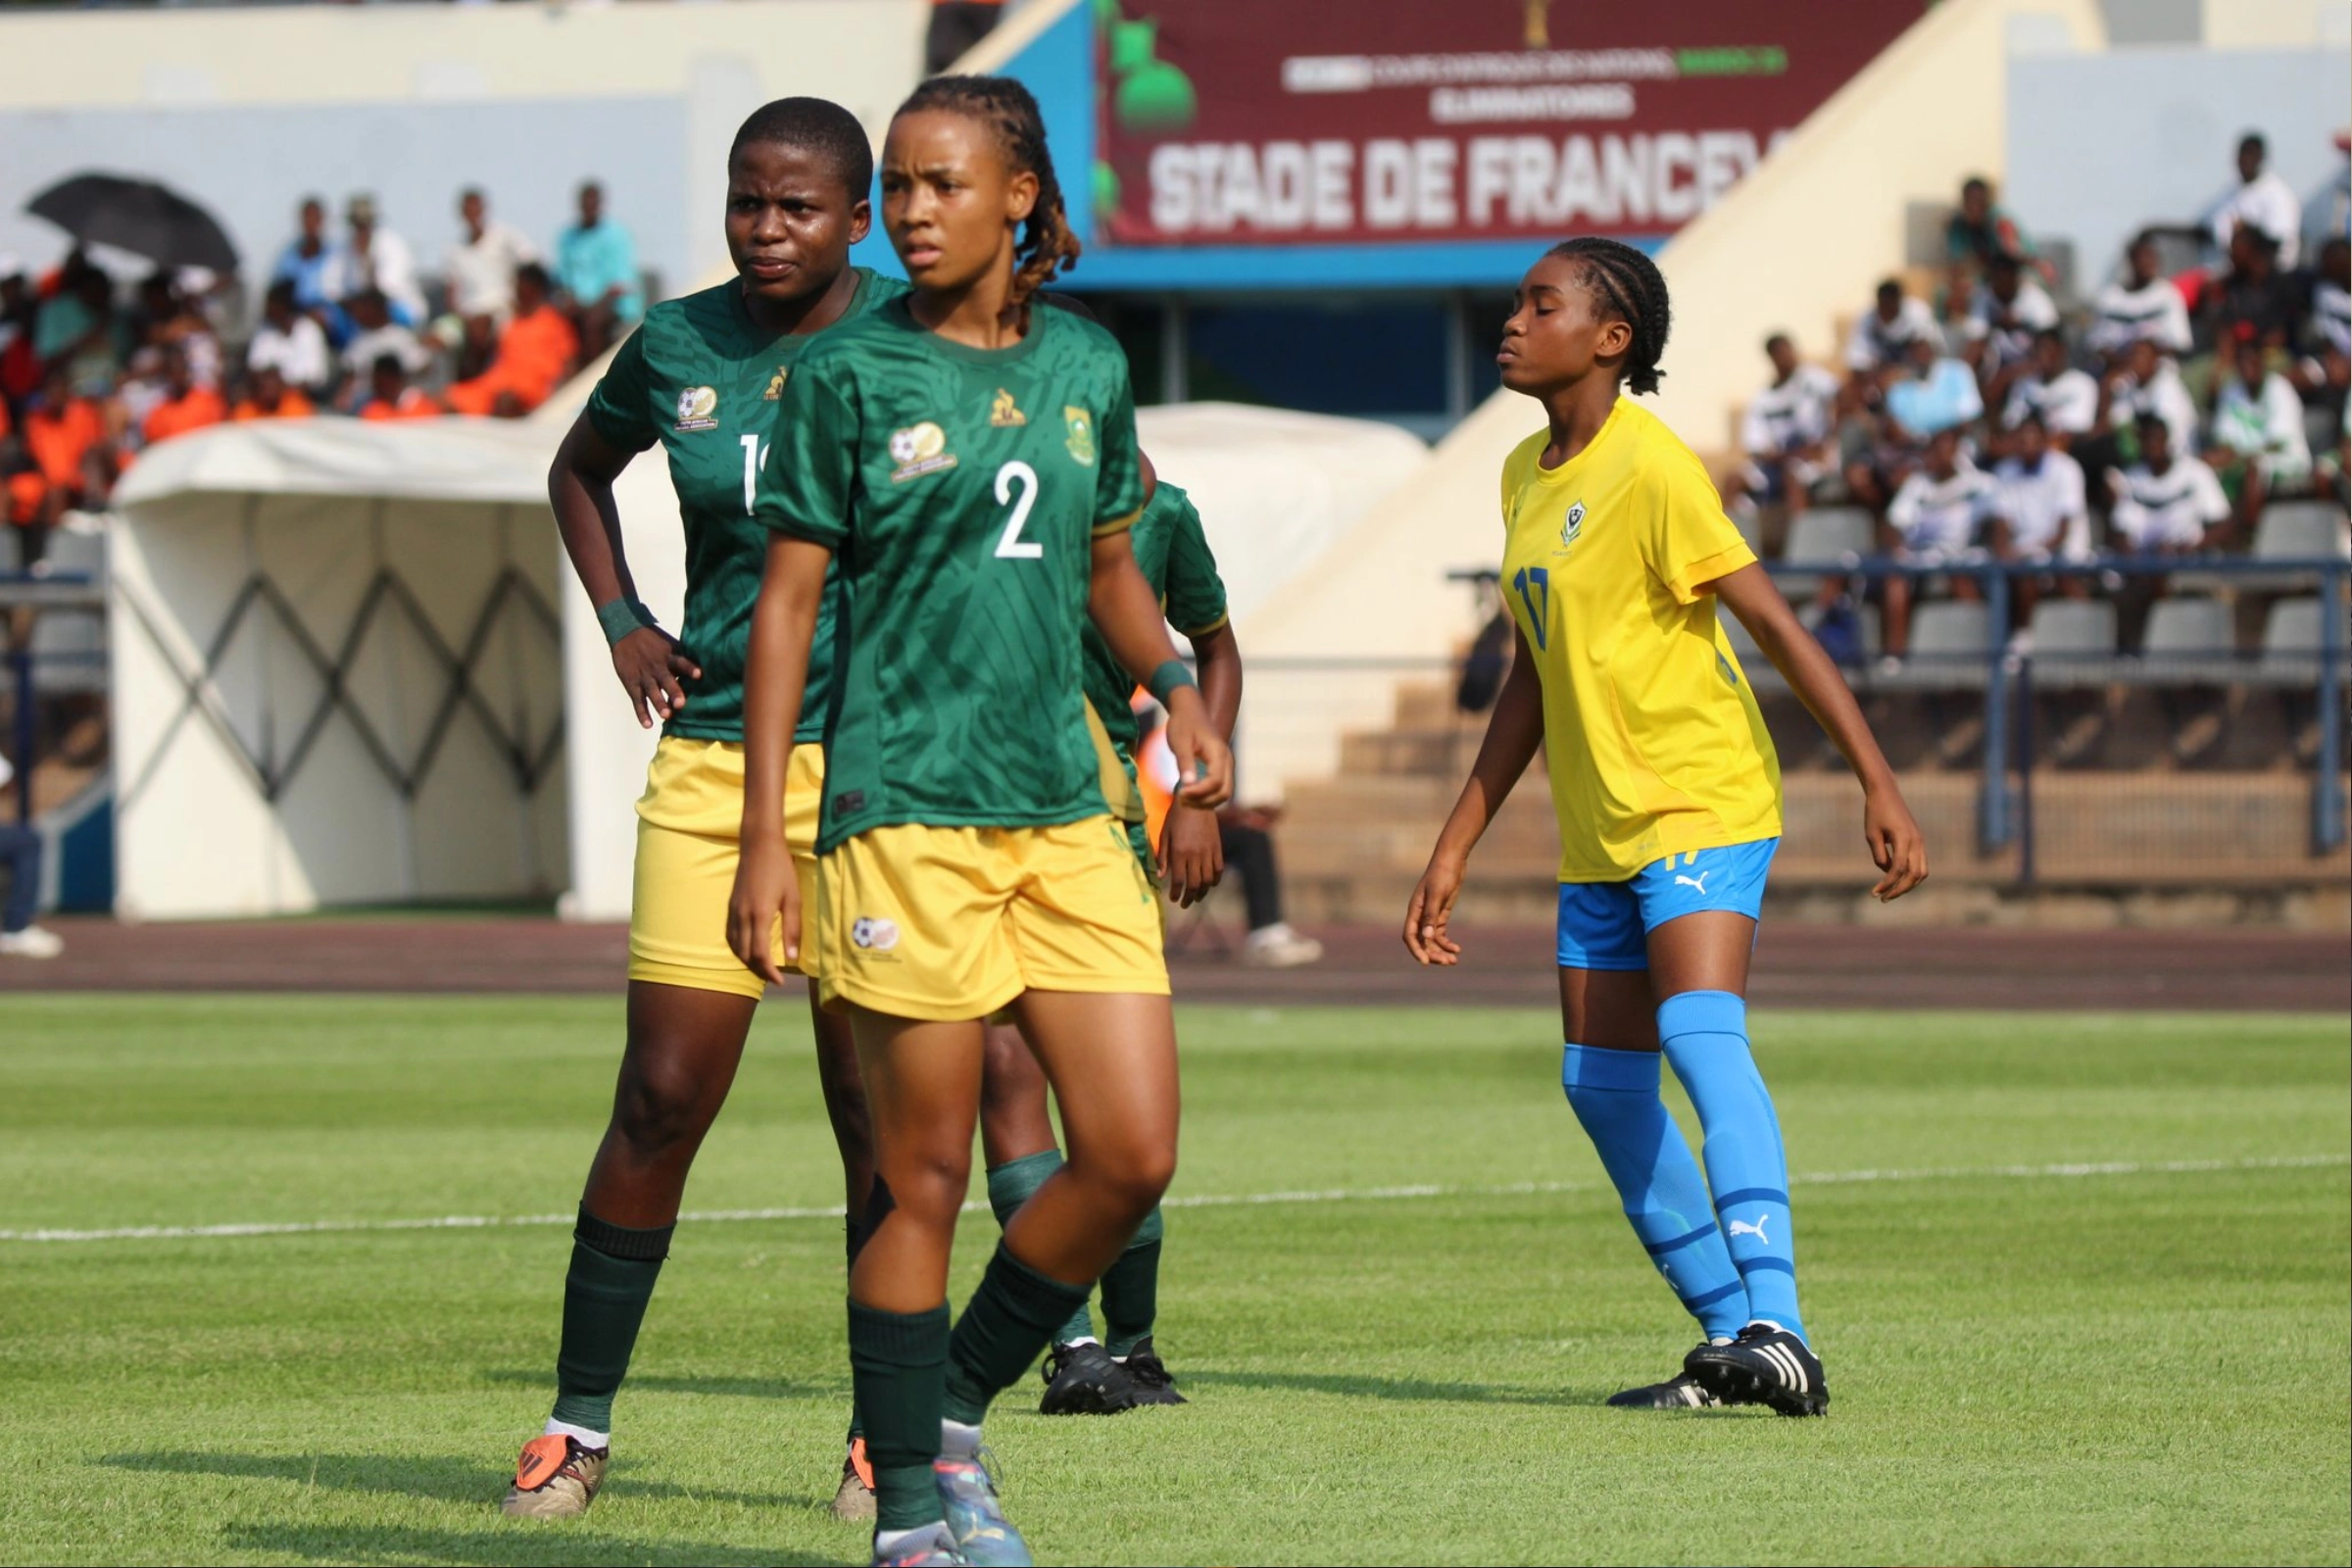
top-left (2107, 361), bottom-right (2200, 454)
top-left (2310, 280), bottom-right (2349, 359)
top-left (342, 321), bottom-right (431, 379)
top-left (446, 221), bottom-right (539, 320)
top-left (2085, 277), bottom-right (2193, 359)
top-left (2108, 459), bottom-right (2230, 551)
top-left (2211, 370), bottom-right (2311, 477)
top-left (1991, 451), bottom-right (2091, 560)
top-left (2000, 368), bottom-right (2100, 436)
top-left (2211, 171), bottom-right (2303, 269)
top-left (1963, 277), bottom-right (2060, 371)
top-left (1843, 295), bottom-right (1941, 372)
top-left (1886, 460), bottom-right (1997, 557)
top-left (322, 228), bottom-right (427, 323)
top-left (246, 313), bottom-right (332, 393)
top-left (1742, 364), bottom-right (1839, 457)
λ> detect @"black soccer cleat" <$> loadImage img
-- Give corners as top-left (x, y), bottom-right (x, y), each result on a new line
top-left (1038, 1341), bottom-right (1137, 1415)
top-left (1114, 1337), bottom-right (1187, 1406)
top-left (1684, 1324), bottom-right (1829, 1416)
top-left (1605, 1365), bottom-right (1724, 1410)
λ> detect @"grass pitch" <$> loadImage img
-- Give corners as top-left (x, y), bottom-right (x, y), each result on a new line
top-left (1, 995), bottom-right (2345, 1566)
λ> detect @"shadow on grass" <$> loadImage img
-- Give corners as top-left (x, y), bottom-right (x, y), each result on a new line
top-left (96, 1451), bottom-right (811, 1512)
top-left (1174, 1368), bottom-right (1610, 1407)
top-left (480, 1367), bottom-right (849, 1401)
top-left (219, 1521), bottom-right (830, 1566)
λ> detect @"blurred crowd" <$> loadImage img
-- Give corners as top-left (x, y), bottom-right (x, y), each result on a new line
top-left (1737, 131), bottom-right (2350, 659)
top-left (0, 181), bottom-right (647, 565)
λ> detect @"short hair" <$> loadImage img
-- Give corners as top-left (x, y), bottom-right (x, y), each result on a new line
top-left (1763, 330), bottom-right (1791, 354)
top-left (514, 262), bottom-right (551, 291)
top-left (265, 278), bottom-right (296, 307)
top-left (2133, 410), bottom-right (2169, 432)
top-left (2239, 131), bottom-right (2267, 155)
top-left (460, 186), bottom-right (485, 205)
top-left (731, 97), bottom-right (876, 203)
top-left (1961, 175), bottom-right (1991, 197)
top-left (2034, 326), bottom-right (2067, 349)
top-left (2013, 410), bottom-right (2047, 432)
top-left (371, 352), bottom-right (406, 377)
top-left (1876, 277), bottom-right (1903, 300)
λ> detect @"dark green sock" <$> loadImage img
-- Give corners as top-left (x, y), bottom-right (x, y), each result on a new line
top-left (549, 1205), bottom-right (672, 1433)
top-left (1100, 1204), bottom-right (1164, 1357)
top-left (986, 1152), bottom-right (1097, 1348)
top-left (943, 1243), bottom-right (1094, 1426)
top-left (844, 1217), bottom-right (864, 1443)
top-left (848, 1299), bottom-right (950, 1534)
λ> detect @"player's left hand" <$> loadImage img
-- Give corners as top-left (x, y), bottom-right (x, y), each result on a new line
top-left (1864, 782), bottom-right (1929, 901)
top-left (1163, 693), bottom-right (1233, 811)
top-left (1160, 804), bottom-right (1224, 907)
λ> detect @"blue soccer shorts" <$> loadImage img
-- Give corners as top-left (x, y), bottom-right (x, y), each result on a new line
top-left (1554, 838), bottom-right (1781, 971)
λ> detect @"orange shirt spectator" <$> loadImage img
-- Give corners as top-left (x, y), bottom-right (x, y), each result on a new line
top-left (145, 384), bottom-right (226, 446)
top-left (445, 265), bottom-right (577, 417)
top-left (231, 368), bottom-right (317, 421)
top-left (361, 388), bottom-right (445, 421)
top-left (27, 393), bottom-right (104, 489)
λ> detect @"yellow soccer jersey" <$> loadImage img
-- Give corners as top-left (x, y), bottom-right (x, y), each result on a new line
top-left (1498, 399), bottom-right (1783, 882)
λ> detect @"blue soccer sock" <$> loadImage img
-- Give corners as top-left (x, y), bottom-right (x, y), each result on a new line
top-left (1562, 1042), bottom-right (1749, 1341)
top-left (1657, 991), bottom-right (1805, 1343)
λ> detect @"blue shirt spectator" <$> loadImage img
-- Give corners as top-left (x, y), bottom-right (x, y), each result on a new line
top-left (554, 181), bottom-right (642, 357)
top-left (270, 196), bottom-right (337, 316)
top-left (1886, 337), bottom-right (1984, 438)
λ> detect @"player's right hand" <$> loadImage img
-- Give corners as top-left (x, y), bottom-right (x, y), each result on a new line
top-left (613, 626), bottom-right (701, 730)
top-left (726, 833), bottom-right (797, 987)
top-left (1402, 855), bottom-right (1466, 966)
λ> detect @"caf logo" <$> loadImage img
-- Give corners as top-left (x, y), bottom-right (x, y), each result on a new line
top-left (674, 385), bottom-right (719, 431)
top-left (888, 421), bottom-right (956, 482)
top-left (1561, 499), bottom-right (1586, 549)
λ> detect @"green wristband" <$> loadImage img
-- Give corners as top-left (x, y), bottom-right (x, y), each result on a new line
top-left (597, 598), bottom-right (657, 646)
top-left (1147, 659), bottom-right (1197, 708)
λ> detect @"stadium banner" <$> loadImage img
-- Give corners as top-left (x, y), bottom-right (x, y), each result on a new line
top-left (1096, 0), bottom-right (1923, 248)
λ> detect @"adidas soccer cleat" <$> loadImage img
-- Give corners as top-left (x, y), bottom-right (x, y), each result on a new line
top-left (1115, 1337), bottom-right (1187, 1406)
top-left (499, 1432), bottom-right (608, 1517)
top-left (1685, 1324), bottom-right (1829, 1416)
top-left (1038, 1340), bottom-right (1136, 1415)
top-left (1605, 1368), bottom-right (1724, 1409)
top-left (871, 1521), bottom-right (969, 1566)
top-left (831, 1435), bottom-right (878, 1523)
top-left (935, 1453), bottom-right (1032, 1566)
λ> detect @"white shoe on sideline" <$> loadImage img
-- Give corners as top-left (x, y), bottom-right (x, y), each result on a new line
top-left (1241, 922), bottom-right (1323, 968)
top-left (0, 925), bottom-right (65, 959)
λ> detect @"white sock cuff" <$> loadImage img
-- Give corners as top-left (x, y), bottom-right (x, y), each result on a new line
top-left (544, 1417), bottom-right (610, 1448)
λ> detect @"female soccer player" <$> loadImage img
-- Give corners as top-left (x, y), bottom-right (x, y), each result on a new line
top-left (726, 74), bottom-right (1231, 1566)
top-left (1403, 238), bottom-right (1928, 1417)
top-left (505, 98), bottom-right (906, 1520)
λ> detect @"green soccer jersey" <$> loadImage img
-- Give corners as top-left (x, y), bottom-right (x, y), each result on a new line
top-left (584, 267), bottom-right (906, 744)
top-left (761, 298), bottom-right (1146, 852)
top-left (1080, 479), bottom-right (1229, 760)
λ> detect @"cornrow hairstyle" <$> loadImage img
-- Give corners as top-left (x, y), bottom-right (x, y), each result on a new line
top-left (896, 74), bottom-right (1081, 309)
top-left (1546, 236), bottom-right (1672, 396)
top-left (731, 97), bottom-right (875, 205)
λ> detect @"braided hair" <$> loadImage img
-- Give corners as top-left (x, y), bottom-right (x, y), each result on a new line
top-left (895, 74), bottom-right (1082, 308)
top-left (1545, 236), bottom-right (1671, 396)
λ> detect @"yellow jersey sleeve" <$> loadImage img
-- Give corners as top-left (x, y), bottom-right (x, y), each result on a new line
top-left (1644, 446), bottom-right (1757, 606)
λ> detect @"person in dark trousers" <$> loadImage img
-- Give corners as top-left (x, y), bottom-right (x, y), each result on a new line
top-left (0, 750), bottom-right (61, 959)
top-left (1217, 806), bottom-right (1323, 967)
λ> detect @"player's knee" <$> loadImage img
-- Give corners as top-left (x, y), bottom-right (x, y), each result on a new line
top-left (884, 1144), bottom-right (973, 1227)
top-left (1078, 1139), bottom-right (1176, 1220)
top-left (612, 1059), bottom-right (714, 1155)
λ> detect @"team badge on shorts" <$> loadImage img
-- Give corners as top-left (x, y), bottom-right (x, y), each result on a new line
top-left (889, 422), bottom-right (956, 482)
top-left (674, 385), bottom-right (719, 432)
top-left (851, 916), bottom-right (901, 953)
top-left (1063, 406), bottom-right (1097, 466)
top-left (1561, 500), bottom-right (1587, 550)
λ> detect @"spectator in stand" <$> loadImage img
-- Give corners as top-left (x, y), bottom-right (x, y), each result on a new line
top-left (112, 346), bottom-right (172, 454)
top-left (337, 288), bottom-right (431, 411)
top-left (11, 365), bottom-right (109, 566)
top-left (443, 263), bottom-right (577, 417)
top-left (1739, 331), bottom-right (1840, 521)
top-left (1843, 277), bottom-right (1941, 382)
top-left (926, 0), bottom-right (1005, 74)
top-left (2210, 131), bottom-right (2304, 270)
top-left (2196, 225), bottom-right (2304, 368)
top-left (1884, 330), bottom-right (1984, 443)
top-left (1987, 413), bottom-right (2091, 620)
top-left (321, 195), bottom-right (426, 329)
top-left (2206, 330), bottom-right (2311, 530)
top-left (2095, 336), bottom-right (2200, 466)
top-left (2086, 232), bottom-right (2194, 366)
top-left (1944, 174), bottom-right (2040, 301)
top-left (35, 263), bottom-right (124, 400)
top-left (553, 181), bottom-right (641, 359)
top-left (1963, 252), bottom-right (2060, 385)
top-left (1881, 424), bottom-right (1996, 659)
top-left (442, 187), bottom-right (539, 379)
top-left (246, 280), bottom-right (332, 401)
top-left (132, 270), bottom-right (221, 392)
top-left (0, 257), bottom-right (38, 412)
top-left (1997, 328), bottom-right (2099, 452)
top-left (2292, 234), bottom-right (2349, 408)
top-left (2109, 413), bottom-right (2230, 554)
top-left (0, 749), bottom-right (63, 960)
top-left (270, 196), bottom-right (337, 318)
top-left (358, 353), bottom-right (443, 421)
top-left (231, 365), bottom-right (315, 422)
top-left (141, 344), bottom-right (226, 449)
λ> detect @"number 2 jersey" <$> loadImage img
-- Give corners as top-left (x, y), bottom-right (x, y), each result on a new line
top-left (585, 267), bottom-right (907, 744)
top-left (760, 298), bottom-right (1146, 853)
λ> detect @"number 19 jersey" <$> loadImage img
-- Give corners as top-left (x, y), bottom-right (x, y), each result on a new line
top-left (760, 299), bottom-right (1145, 853)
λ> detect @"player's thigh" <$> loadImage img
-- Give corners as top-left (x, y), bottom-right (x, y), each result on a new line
top-left (1557, 966), bottom-right (1660, 1051)
top-left (1012, 990), bottom-right (1180, 1192)
top-left (629, 737), bottom-right (809, 995)
top-left (1636, 839), bottom-right (1777, 999)
top-left (845, 1005), bottom-right (986, 1211)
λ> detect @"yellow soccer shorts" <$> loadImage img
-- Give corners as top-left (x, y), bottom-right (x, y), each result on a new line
top-left (626, 737), bottom-right (825, 999)
top-left (814, 814), bottom-right (1170, 1022)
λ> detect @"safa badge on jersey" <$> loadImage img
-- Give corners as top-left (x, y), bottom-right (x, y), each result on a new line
top-left (1063, 406), bottom-right (1097, 466)
top-left (674, 385), bottom-right (719, 432)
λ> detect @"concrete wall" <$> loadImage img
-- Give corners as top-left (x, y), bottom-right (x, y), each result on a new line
top-left (2006, 45), bottom-right (2351, 285)
top-left (0, 0), bottom-right (926, 285)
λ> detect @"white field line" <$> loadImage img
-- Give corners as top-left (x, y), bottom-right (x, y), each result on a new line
top-left (2, 1152), bottom-right (2342, 1246)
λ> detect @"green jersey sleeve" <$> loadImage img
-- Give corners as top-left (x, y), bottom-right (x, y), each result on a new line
top-left (1157, 488), bottom-right (1229, 637)
top-left (583, 324), bottom-right (660, 456)
top-left (759, 350), bottom-right (860, 550)
top-left (1092, 368), bottom-right (1145, 535)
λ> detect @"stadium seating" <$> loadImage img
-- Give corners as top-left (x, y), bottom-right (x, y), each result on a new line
top-left (2139, 595), bottom-right (2237, 685)
top-left (1774, 507), bottom-right (1875, 599)
top-left (1879, 600), bottom-right (1992, 690)
top-left (2027, 598), bottom-right (2119, 689)
top-left (2251, 596), bottom-right (2331, 688)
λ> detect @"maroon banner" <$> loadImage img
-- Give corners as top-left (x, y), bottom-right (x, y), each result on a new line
top-left (1097, 1), bottom-right (1924, 248)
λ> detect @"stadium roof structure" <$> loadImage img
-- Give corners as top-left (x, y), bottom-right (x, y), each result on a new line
top-left (113, 417), bottom-right (553, 510)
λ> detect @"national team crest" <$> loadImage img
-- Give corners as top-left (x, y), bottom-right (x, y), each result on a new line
top-left (674, 385), bottom-right (719, 431)
top-left (1561, 499), bottom-right (1587, 549)
top-left (1063, 406), bottom-right (1097, 466)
